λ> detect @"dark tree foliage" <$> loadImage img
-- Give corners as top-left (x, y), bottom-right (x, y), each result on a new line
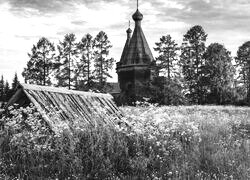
top-left (11, 72), bottom-right (19, 90)
top-left (77, 34), bottom-right (94, 90)
top-left (22, 37), bottom-right (55, 85)
top-left (8, 72), bottom-right (20, 100)
top-left (150, 76), bottom-right (187, 105)
top-left (180, 25), bottom-right (207, 104)
top-left (0, 76), bottom-right (4, 102)
top-left (235, 41), bottom-right (250, 104)
top-left (3, 81), bottom-right (11, 102)
top-left (0, 75), bottom-right (14, 105)
top-left (203, 43), bottom-right (235, 104)
top-left (93, 31), bottom-right (115, 90)
top-left (154, 35), bottom-right (184, 105)
top-left (54, 33), bottom-right (78, 89)
top-left (154, 35), bottom-right (179, 78)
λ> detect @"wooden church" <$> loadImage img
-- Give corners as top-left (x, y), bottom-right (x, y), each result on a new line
top-left (116, 3), bottom-right (156, 104)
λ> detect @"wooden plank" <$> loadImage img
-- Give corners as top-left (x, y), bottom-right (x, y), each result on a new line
top-left (23, 89), bottom-right (56, 132)
top-left (20, 83), bottom-right (113, 98)
top-left (7, 84), bottom-right (124, 133)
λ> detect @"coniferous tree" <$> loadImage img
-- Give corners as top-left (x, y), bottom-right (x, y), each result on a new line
top-left (54, 33), bottom-right (78, 89)
top-left (11, 72), bottom-right (19, 90)
top-left (203, 43), bottom-right (235, 104)
top-left (22, 37), bottom-right (55, 85)
top-left (154, 35), bottom-right (179, 78)
top-left (93, 31), bottom-right (114, 90)
top-left (180, 25), bottom-right (207, 104)
top-left (77, 34), bottom-right (94, 90)
top-left (154, 35), bottom-right (182, 104)
top-left (0, 75), bottom-right (4, 102)
top-left (22, 45), bottom-right (42, 84)
top-left (3, 81), bottom-right (11, 102)
top-left (9, 72), bottom-right (20, 98)
top-left (235, 41), bottom-right (250, 103)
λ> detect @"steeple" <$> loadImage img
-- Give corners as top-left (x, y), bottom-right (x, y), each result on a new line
top-left (123, 1), bottom-right (154, 65)
top-left (132, 0), bottom-right (143, 23)
top-left (116, 1), bottom-right (156, 104)
top-left (120, 21), bottom-right (132, 65)
top-left (126, 20), bottom-right (132, 39)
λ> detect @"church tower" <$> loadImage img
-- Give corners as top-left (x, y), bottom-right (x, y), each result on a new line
top-left (116, 1), bottom-right (156, 103)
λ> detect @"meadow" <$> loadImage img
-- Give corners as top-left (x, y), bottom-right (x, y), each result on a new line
top-left (0, 104), bottom-right (250, 179)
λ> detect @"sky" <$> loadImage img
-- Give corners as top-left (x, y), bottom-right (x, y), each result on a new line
top-left (0, 0), bottom-right (250, 83)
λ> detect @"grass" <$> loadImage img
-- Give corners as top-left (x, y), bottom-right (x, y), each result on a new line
top-left (0, 104), bottom-right (250, 179)
top-left (120, 105), bottom-right (250, 179)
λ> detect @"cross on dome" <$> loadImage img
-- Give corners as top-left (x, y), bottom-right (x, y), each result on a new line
top-left (133, 0), bottom-right (143, 21)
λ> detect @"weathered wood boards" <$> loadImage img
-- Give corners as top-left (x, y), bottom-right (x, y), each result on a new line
top-left (6, 84), bottom-right (123, 132)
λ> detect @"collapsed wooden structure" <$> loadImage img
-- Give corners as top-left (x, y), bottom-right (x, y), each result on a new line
top-left (6, 84), bottom-right (123, 132)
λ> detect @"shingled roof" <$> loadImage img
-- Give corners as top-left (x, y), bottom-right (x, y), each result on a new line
top-left (120, 27), bottom-right (132, 66)
top-left (119, 8), bottom-right (154, 67)
top-left (6, 84), bottom-right (123, 133)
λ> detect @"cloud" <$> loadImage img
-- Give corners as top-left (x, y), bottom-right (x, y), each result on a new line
top-left (108, 23), bottom-right (126, 31)
top-left (0, 0), bottom-right (128, 16)
top-left (155, 0), bottom-right (250, 27)
top-left (15, 35), bottom-right (42, 41)
top-left (141, 0), bottom-right (250, 40)
top-left (1, 0), bottom-right (250, 82)
top-left (71, 20), bottom-right (86, 26)
top-left (2, 0), bottom-right (76, 15)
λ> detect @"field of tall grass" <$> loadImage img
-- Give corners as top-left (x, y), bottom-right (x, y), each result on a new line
top-left (0, 103), bottom-right (250, 179)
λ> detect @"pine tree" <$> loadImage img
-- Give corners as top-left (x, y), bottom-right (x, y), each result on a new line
top-left (77, 34), bottom-right (94, 90)
top-left (22, 45), bottom-right (42, 84)
top-left (54, 33), bottom-right (78, 89)
top-left (235, 41), bottom-right (250, 103)
top-left (93, 31), bottom-right (114, 90)
top-left (9, 72), bottom-right (20, 98)
top-left (0, 75), bottom-right (4, 102)
top-left (180, 25), bottom-right (207, 104)
top-left (154, 35), bottom-right (179, 78)
top-left (22, 37), bottom-right (55, 85)
top-left (3, 81), bottom-right (11, 102)
top-left (12, 72), bottom-right (19, 90)
top-left (203, 43), bottom-right (235, 104)
top-left (154, 35), bottom-right (181, 104)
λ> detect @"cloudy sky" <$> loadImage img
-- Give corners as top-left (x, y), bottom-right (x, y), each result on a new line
top-left (0, 0), bottom-right (250, 83)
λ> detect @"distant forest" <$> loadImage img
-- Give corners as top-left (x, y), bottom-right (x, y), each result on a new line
top-left (1, 25), bottom-right (250, 106)
top-left (0, 73), bottom-right (19, 108)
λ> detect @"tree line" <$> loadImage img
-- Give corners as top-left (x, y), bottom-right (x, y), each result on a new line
top-left (153, 25), bottom-right (249, 105)
top-left (22, 31), bottom-right (114, 91)
top-left (3, 25), bottom-right (250, 106)
top-left (0, 73), bottom-right (19, 107)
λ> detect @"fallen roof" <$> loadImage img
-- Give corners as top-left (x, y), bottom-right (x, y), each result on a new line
top-left (6, 84), bottom-right (123, 133)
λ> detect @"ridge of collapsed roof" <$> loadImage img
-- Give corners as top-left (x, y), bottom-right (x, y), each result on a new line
top-left (19, 83), bottom-right (113, 98)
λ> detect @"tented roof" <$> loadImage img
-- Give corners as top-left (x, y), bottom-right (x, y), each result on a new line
top-left (6, 84), bottom-right (123, 133)
top-left (119, 8), bottom-right (154, 67)
top-left (120, 28), bottom-right (132, 66)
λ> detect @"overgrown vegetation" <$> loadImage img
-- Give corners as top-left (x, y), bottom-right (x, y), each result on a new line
top-left (1, 104), bottom-right (250, 179)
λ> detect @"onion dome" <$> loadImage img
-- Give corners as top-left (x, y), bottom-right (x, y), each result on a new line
top-left (132, 9), bottom-right (143, 21)
top-left (117, 7), bottom-right (154, 67)
top-left (126, 27), bottom-right (132, 34)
